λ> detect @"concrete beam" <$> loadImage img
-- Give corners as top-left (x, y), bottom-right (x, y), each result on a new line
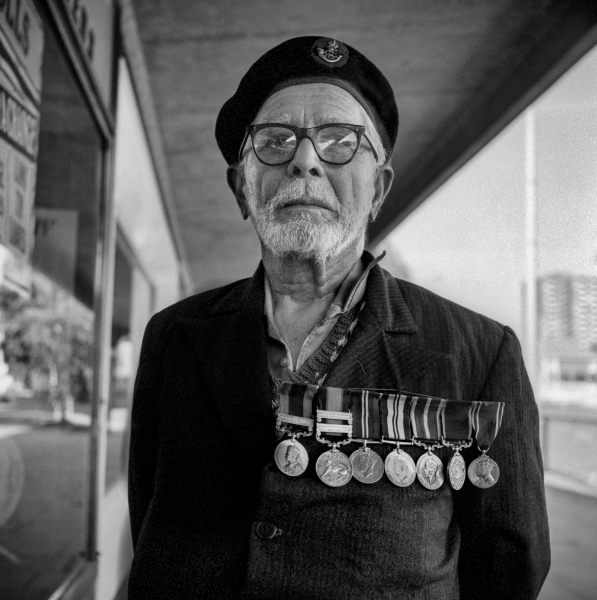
top-left (369, 0), bottom-right (597, 244)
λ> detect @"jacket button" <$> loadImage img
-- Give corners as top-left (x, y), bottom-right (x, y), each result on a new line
top-left (255, 521), bottom-right (283, 540)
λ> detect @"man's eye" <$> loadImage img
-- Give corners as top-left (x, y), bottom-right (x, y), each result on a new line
top-left (266, 135), bottom-right (292, 147)
top-left (256, 129), bottom-right (296, 154)
top-left (319, 130), bottom-right (357, 151)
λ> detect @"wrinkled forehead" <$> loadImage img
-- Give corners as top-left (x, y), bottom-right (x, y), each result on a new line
top-left (255, 83), bottom-right (367, 127)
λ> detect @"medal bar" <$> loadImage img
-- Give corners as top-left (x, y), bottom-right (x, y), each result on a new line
top-left (278, 414), bottom-right (314, 428)
top-left (317, 409), bottom-right (353, 423)
top-left (317, 423), bottom-right (352, 434)
top-left (380, 394), bottom-right (417, 487)
top-left (439, 400), bottom-right (473, 490)
top-left (468, 400), bottom-right (505, 488)
top-left (348, 389), bottom-right (385, 483)
top-left (272, 382), bottom-right (505, 491)
top-left (274, 382), bottom-right (317, 478)
top-left (315, 407), bottom-right (353, 487)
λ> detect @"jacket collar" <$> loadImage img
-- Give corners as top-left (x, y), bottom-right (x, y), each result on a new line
top-left (360, 251), bottom-right (417, 334)
top-left (206, 251), bottom-right (417, 332)
top-left (323, 252), bottom-right (449, 390)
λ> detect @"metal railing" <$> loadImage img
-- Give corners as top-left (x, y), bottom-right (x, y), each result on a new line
top-left (539, 404), bottom-right (597, 488)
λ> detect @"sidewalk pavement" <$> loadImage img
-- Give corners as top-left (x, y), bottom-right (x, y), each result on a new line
top-left (539, 483), bottom-right (597, 600)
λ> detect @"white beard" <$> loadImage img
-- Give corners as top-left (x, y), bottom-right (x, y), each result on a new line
top-left (243, 159), bottom-right (372, 263)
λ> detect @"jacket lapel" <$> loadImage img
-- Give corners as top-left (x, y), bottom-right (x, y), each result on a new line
top-left (326, 260), bottom-right (451, 391)
top-left (179, 266), bottom-right (275, 461)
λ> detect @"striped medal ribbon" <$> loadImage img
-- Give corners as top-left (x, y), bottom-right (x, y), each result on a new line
top-left (467, 400), bottom-right (505, 489)
top-left (381, 394), bottom-right (417, 487)
top-left (348, 390), bottom-right (384, 484)
top-left (315, 386), bottom-right (353, 487)
top-left (273, 382), bottom-right (316, 477)
top-left (409, 396), bottom-right (445, 490)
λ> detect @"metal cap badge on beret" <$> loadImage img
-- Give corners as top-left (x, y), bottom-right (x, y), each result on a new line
top-left (215, 36), bottom-right (398, 165)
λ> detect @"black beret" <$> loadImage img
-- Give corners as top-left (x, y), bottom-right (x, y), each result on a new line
top-left (215, 36), bottom-right (398, 165)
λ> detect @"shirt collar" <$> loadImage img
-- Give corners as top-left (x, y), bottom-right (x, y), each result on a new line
top-left (263, 251), bottom-right (386, 330)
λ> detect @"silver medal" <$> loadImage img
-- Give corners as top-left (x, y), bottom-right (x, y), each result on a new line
top-left (447, 451), bottom-right (466, 490)
top-left (416, 451), bottom-right (444, 490)
top-left (384, 448), bottom-right (416, 487)
top-left (316, 449), bottom-right (352, 487)
top-left (350, 447), bottom-right (384, 484)
top-left (468, 454), bottom-right (500, 489)
top-left (274, 438), bottom-right (309, 477)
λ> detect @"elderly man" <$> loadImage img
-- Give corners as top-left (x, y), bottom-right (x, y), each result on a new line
top-left (128, 37), bottom-right (550, 599)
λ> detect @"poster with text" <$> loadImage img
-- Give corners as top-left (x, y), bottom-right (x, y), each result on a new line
top-left (0, 0), bottom-right (43, 294)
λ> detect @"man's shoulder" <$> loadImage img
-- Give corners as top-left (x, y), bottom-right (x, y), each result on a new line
top-left (147, 277), bottom-right (252, 331)
top-left (388, 272), bottom-right (506, 345)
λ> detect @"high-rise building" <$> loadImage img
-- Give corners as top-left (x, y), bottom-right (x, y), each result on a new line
top-left (538, 274), bottom-right (597, 353)
top-left (571, 277), bottom-right (597, 353)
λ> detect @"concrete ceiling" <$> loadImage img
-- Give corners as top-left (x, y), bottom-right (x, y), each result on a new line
top-left (126, 0), bottom-right (597, 292)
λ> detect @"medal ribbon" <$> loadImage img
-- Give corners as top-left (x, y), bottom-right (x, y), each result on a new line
top-left (440, 400), bottom-right (475, 441)
top-left (279, 381), bottom-right (318, 420)
top-left (410, 396), bottom-right (447, 441)
top-left (318, 385), bottom-right (351, 414)
top-left (277, 383), bottom-right (505, 446)
top-left (381, 393), bottom-right (413, 441)
top-left (316, 385), bottom-right (352, 436)
top-left (349, 389), bottom-right (382, 440)
top-left (470, 400), bottom-right (505, 449)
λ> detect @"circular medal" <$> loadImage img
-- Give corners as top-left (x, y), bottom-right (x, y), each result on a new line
top-left (447, 451), bottom-right (466, 490)
top-left (350, 447), bottom-right (384, 484)
top-left (384, 448), bottom-right (416, 487)
top-left (416, 452), bottom-right (444, 490)
top-left (468, 455), bottom-right (500, 489)
top-left (274, 439), bottom-right (309, 477)
top-left (316, 449), bottom-right (352, 487)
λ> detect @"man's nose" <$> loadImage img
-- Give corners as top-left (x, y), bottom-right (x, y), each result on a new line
top-left (287, 138), bottom-right (325, 178)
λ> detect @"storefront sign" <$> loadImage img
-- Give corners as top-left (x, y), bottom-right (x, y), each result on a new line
top-left (63, 0), bottom-right (114, 107)
top-left (0, 0), bottom-right (42, 294)
top-left (0, 0), bottom-right (44, 101)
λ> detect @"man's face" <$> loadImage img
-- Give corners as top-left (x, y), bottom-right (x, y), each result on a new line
top-left (394, 457), bottom-right (406, 476)
top-left (424, 459), bottom-right (437, 481)
top-left (477, 460), bottom-right (492, 478)
top-left (240, 83), bottom-right (388, 262)
top-left (286, 445), bottom-right (300, 461)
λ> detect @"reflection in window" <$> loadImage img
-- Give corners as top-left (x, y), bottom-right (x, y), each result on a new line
top-left (2, 272), bottom-right (93, 422)
top-left (0, 19), bottom-right (102, 600)
top-left (106, 243), bottom-right (133, 489)
top-left (105, 239), bottom-right (155, 490)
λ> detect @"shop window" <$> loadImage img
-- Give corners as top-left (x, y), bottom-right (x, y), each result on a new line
top-left (106, 236), bottom-right (154, 490)
top-left (106, 242), bottom-right (132, 489)
top-left (0, 18), bottom-right (102, 600)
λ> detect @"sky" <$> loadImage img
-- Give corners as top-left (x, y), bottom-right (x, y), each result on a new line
top-left (376, 43), bottom-right (597, 344)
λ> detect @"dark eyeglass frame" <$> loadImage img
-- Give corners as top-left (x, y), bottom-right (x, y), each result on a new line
top-left (239, 122), bottom-right (379, 166)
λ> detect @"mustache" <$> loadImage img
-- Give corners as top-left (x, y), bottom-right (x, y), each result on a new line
top-left (268, 179), bottom-right (341, 213)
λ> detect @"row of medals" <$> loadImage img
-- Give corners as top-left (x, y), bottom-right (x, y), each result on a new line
top-left (275, 436), bottom-right (499, 490)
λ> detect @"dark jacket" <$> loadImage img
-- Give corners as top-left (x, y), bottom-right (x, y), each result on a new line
top-left (128, 260), bottom-right (550, 599)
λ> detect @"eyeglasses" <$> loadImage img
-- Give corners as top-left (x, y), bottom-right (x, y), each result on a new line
top-left (240, 123), bottom-right (379, 166)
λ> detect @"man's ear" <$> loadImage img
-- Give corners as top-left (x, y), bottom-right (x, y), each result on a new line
top-left (369, 163), bottom-right (394, 222)
top-left (227, 164), bottom-right (249, 220)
